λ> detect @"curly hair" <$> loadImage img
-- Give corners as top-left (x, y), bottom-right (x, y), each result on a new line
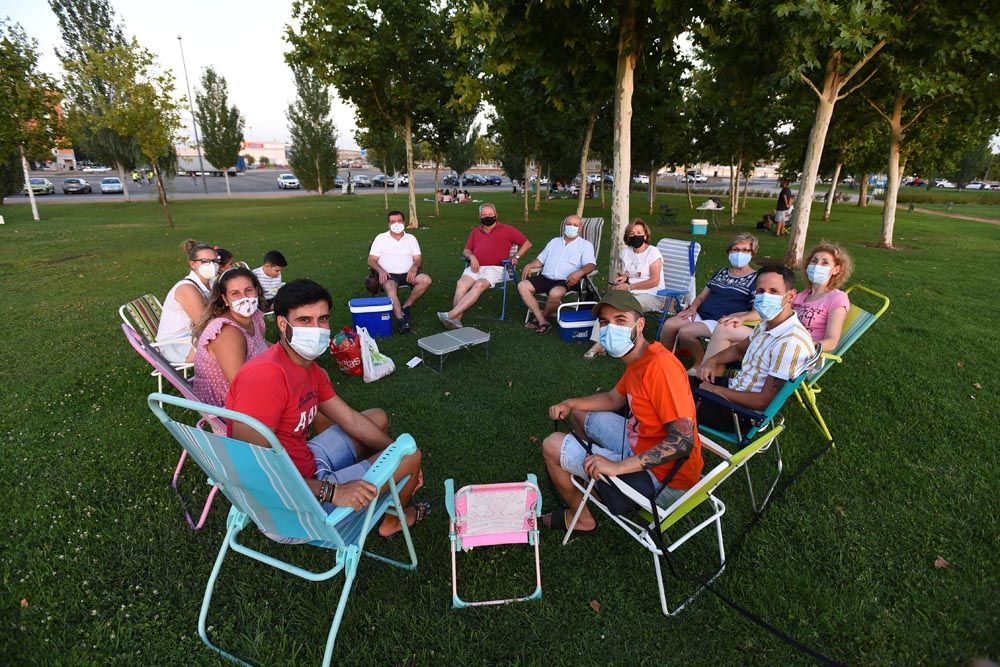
top-left (805, 242), bottom-right (854, 290)
top-left (192, 267), bottom-right (265, 338)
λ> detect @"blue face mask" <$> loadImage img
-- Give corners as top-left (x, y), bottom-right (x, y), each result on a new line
top-left (753, 293), bottom-right (785, 322)
top-left (728, 251), bottom-right (752, 268)
top-left (599, 322), bottom-right (637, 358)
top-left (806, 264), bottom-right (831, 285)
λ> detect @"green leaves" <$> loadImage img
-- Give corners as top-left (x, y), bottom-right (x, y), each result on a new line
top-left (195, 67), bottom-right (245, 172)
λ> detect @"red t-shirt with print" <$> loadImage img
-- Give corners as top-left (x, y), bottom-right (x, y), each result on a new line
top-left (225, 343), bottom-right (336, 478)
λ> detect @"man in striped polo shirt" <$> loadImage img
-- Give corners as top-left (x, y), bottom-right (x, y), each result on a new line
top-left (692, 264), bottom-right (814, 431)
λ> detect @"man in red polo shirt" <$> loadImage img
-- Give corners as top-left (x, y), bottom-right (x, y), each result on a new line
top-left (540, 291), bottom-right (703, 535)
top-left (437, 203), bottom-right (532, 329)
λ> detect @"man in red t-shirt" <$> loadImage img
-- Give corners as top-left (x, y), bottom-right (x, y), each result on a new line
top-left (226, 279), bottom-right (428, 538)
top-left (541, 291), bottom-right (703, 535)
top-left (437, 203), bottom-right (532, 329)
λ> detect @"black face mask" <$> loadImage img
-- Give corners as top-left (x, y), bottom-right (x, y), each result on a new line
top-left (480, 216), bottom-right (497, 227)
top-left (627, 235), bottom-right (646, 249)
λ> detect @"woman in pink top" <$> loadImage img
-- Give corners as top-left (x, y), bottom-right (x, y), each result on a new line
top-left (192, 268), bottom-right (270, 406)
top-left (792, 242), bottom-right (853, 352)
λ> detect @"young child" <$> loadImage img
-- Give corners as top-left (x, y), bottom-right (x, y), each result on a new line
top-left (253, 250), bottom-right (287, 310)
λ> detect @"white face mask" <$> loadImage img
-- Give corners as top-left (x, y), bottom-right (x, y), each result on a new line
top-left (230, 296), bottom-right (259, 318)
top-left (283, 322), bottom-right (330, 361)
top-left (389, 222), bottom-right (405, 234)
top-left (564, 225), bottom-right (580, 239)
top-left (196, 262), bottom-right (218, 280)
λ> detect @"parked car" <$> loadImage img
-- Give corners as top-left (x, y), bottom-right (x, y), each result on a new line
top-left (81, 165), bottom-right (112, 173)
top-left (442, 174), bottom-right (459, 186)
top-left (277, 173), bottom-right (301, 189)
top-left (484, 174), bottom-right (503, 186)
top-left (933, 179), bottom-right (957, 189)
top-left (965, 181), bottom-right (987, 190)
top-left (23, 177), bottom-right (55, 195)
top-left (100, 176), bottom-right (124, 194)
top-left (397, 174), bottom-right (409, 186)
top-left (372, 174), bottom-right (394, 187)
top-left (683, 172), bottom-right (708, 183)
top-left (62, 178), bottom-right (92, 194)
top-left (351, 175), bottom-right (372, 188)
top-left (633, 174), bottom-right (650, 185)
top-left (334, 175), bottom-right (345, 188)
top-left (463, 174), bottom-right (487, 186)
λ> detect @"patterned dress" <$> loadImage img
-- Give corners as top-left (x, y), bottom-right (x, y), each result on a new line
top-left (192, 311), bottom-right (268, 406)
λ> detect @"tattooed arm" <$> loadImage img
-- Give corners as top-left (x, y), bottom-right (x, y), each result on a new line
top-left (583, 417), bottom-right (695, 478)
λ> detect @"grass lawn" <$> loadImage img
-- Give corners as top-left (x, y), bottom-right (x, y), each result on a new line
top-left (1, 192), bottom-right (997, 665)
top-left (914, 202), bottom-right (1000, 221)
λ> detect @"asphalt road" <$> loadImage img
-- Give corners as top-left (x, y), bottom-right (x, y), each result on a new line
top-left (11, 167), bottom-right (782, 204)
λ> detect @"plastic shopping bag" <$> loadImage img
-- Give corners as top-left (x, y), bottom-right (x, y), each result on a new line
top-left (330, 326), bottom-right (363, 377)
top-left (358, 326), bottom-right (395, 383)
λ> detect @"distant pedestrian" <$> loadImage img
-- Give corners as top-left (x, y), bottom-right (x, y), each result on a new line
top-left (512, 179), bottom-right (519, 196)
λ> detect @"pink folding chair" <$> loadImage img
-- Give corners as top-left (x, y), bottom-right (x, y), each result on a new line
top-left (444, 475), bottom-right (542, 608)
top-left (121, 323), bottom-right (222, 529)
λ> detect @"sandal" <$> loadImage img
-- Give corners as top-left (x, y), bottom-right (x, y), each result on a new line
top-left (536, 322), bottom-right (552, 335)
top-left (542, 508), bottom-right (599, 539)
top-left (524, 319), bottom-right (539, 330)
top-left (582, 344), bottom-right (606, 360)
top-left (380, 501), bottom-right (431, 539)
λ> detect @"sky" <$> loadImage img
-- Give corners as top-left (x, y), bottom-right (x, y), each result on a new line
top-left (1, 0), bottom-right (362, 148)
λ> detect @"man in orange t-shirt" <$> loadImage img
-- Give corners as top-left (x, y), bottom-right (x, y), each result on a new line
top-left (541, 291), bottom-right (703, 535)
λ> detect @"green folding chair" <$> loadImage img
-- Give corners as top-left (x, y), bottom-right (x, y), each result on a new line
top-left (147, 393), bottom-right (418, 667)
top-left (565, 425), bottom-right (785, 616)
top-left (793, 285), bottom-right (890, 446)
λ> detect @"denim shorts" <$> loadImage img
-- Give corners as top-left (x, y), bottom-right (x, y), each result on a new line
top-left (307, 426), bottom-right (372, 484)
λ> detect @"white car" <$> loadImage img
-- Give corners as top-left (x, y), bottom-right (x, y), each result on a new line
top-left (351, 175), bottom-right (372, 188)
top-left (633, 174), bottom-right (650, 185)
top-left (277, 173), bottom-right (300, 189)
top-left (100, 177), bottom-right (124, 194)
top-left (965, 181), bottom-right (987, 190)
top-left (396, 174), bottom-right (409, 186)
top-left (82, 165), bottom-right (112, 173)
top-left (684, 172), bottom-right (708, 183)
top-left (934, 179), bottom-right (956, 189)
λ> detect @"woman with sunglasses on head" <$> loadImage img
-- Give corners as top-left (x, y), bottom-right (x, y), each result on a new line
top-left (191, 267), bottom-right (270, 407)
top-left (155, 239), bottom-right (218, 363)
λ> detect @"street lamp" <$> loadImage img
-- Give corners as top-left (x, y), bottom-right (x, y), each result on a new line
top-left (177, 35), bottom-right (208, 194)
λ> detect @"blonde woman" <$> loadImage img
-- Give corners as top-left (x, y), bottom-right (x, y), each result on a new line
top-left (791, 242), bottom-right (853, 351)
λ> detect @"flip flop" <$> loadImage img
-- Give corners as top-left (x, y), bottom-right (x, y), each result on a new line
top-left (542, 509), bottom-right (598, 539)
top-left (524, 320), bottom-right (539, 330)
top-left (380, 501), bottom-right (432, 539)
top-left (536, 323), bottom-right (552, 335)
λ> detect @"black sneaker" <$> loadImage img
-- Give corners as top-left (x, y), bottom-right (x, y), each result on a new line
top-left (398, 318), bottom-right (410, 334)
top-left (402, 306), bottom-right (411, 323)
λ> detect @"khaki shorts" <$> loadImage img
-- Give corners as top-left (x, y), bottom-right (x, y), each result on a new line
top-left (462, 265), bottom-right (506, 287)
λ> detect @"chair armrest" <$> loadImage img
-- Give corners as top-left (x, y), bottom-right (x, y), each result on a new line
top-left (325, 433), bottom-right (418, 526)
top-left (526, 473), bottom-right (542, 516)
top-left (821, 351), bottom-right (843, 364)
top-left (444, 478), bottom-right (457, 521)
top-left (694, 387), bottom-right (766, 422)
top-left (148, 336), bottom-right (191, 349)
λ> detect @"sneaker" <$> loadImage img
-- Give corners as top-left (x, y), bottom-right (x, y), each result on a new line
top-left (402, 306), bottom-right (411, 323)
top-left (437, 311), bottom-right (450, 328)
top-left (398, 318), bottom-right (410, 334)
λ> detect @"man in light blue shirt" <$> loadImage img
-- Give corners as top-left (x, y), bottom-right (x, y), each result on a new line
top-left (517, 215), bottom-right (596, 334)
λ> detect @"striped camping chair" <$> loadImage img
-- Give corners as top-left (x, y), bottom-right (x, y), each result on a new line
top-left (119, 293), bottom-right (193, 390)
top-left (653, 238), bottom-right (702, 337)
top-left (147, 393), bottom-right (418, 667)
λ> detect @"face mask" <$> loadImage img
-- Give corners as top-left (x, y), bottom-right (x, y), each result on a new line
top-left (480, 216), bottom-right (497, 227)
top-left (283, 321), bottom-right (330, 361)
top-left (729, 251), bottom-right (752, 268)
top-left (806, 264), bottom-right (831, 285)
top-left (230, 296), bottom-right (258, 318)
top-left (389, 222), bottom-right (405, 234)
top-left (564, 226), bottom-right (580, 239)
top-left (753, 293), bottom-right (785, 322)
top-left (627, 235), bottom-right (646, 249)
top-left (197, 262), bottom-right (218, 280)
top-left (599, 323), bottom-right (637, 358)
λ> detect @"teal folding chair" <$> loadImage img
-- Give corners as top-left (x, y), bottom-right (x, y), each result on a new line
top-left (694, 342), bottom-right (822, 511)
top-left (147, 393), bottom-right (418, 667)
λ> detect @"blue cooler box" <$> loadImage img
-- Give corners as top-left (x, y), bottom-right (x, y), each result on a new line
top-left (557, 303), bottom-right (597, 343)
top-left (349, 297), bottom-right (393, 337)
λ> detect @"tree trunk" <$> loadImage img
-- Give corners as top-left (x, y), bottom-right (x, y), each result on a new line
top-left (610, 0), bottom-right (637, 279)
top-left (403, 115), bottom-right (419, 228)
top-left (599, 162), bottom-right (606, 209)
top-left (20, 146), bottom-right (40, 221)
top-left (523, 156), bottom-right (530, 222)
top-left (576, 112), bottom-right (596, 217)
top-left (223, 170), bottom-right (232, 198)
top-left (433, 160), bottom-right (441, 217)
top-left (823, 160), bottom-right (842, 221)
top-left (741, 166), bottom-right (750, 208)
top-left (784, 56), bottom-right (840, 266)
top-left (116, 162), bottom-right (131, 203)
top-left (730, 158), bottom-right (741, 224)
top-left (383, 161), bottom-right (389, 210)
top-left (647, 160), bottom-right (655, 214)
top-left (315, 156), bottom-right (323, 195)
top-left (879, 94), bottom-right (906, 248)
top-left (533, 163), bottom-right (542, 212)
top-left (393, 171), bottom-right (399, 194)
top-left (685, 170), bottom-right (693, 208)
top-left (152, 162), bottom-right (174, 228)
top-left (858, 174), bottom-right (869, 207)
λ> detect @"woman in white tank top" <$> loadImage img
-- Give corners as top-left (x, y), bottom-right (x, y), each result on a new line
top-left (156, 240), bottom-right (218, 363)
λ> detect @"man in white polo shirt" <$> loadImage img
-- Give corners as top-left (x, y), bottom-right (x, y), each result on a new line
top-left (516, 215), bottom-right (596, 335)
top-left (367, 210), bottom-right (432, 334)
top-left (692, 264), bottom-right (815, 430)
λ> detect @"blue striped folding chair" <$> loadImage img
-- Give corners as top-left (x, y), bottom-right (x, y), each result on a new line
top-left (147, 393), bottom-right (418, 667)
top-left (653, 238), bottom-right (702, 338)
